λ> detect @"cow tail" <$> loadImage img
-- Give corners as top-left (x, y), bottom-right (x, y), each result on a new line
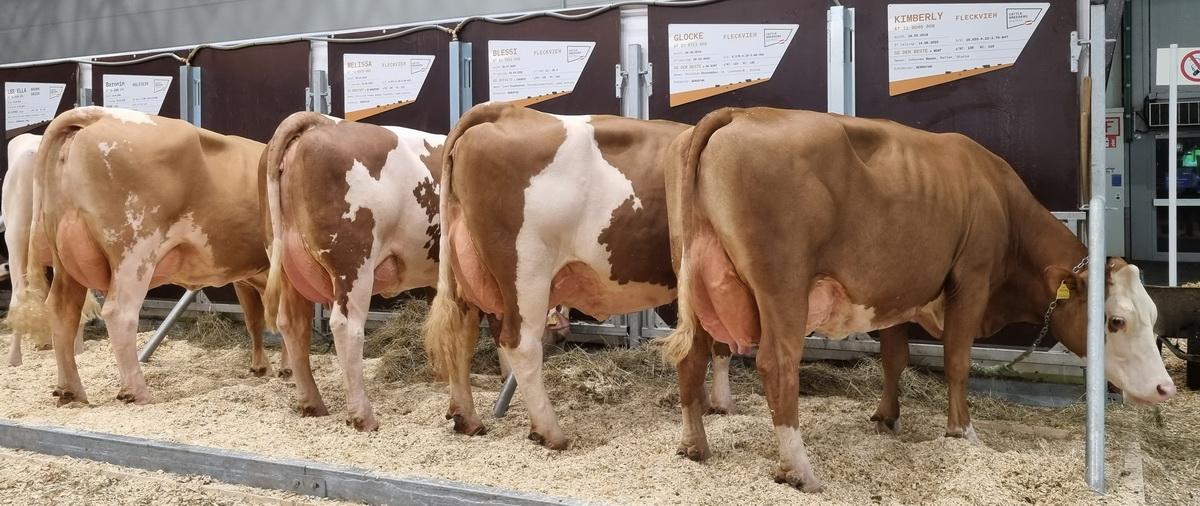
top-left (424, 105), bottom-right (507, 381)
top-left (662, 107), bottom-right (736, 366)
top-left (6, 108), bottom-right (105, 340)
top-left (262, 112), bottom-right (337, 331)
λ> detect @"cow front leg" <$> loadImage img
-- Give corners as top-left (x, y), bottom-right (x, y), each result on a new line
top-left (676, 322), bottom-right (713, 460)
top-left (708, 339), bottom-right (737, 415)
top-left (233, 281), bottom-right (272, 377)
top-left (277, 285), bottom-right (327, 417)
top-left (942, 332), bottom-right (978, 441)
top-left (328, 281), bottom-right (377, 431)
top-left (871, 324), bottom-right (910, 436)
top-left (102, 284), bottom-right (152, 404)
top-left (7, 330), bottom-right (24, 367)
top-left (48, 274), bottom-right (89, 405)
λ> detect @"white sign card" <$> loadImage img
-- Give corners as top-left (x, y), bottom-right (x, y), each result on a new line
top-left (102, 74), bottom-right (172, 115)
top-left (5, 82), bottom-right (66, 132)
top-left (488, 40), bottom-right (595, 106)
top-left (888, 3), bottom-right (1049, 96)
top-left (1155, 47), bottom-right (1200, 86)
top-left (343, 53), bottom-right (436, 121)
top-left (667, 24), bottom-right (799, 107)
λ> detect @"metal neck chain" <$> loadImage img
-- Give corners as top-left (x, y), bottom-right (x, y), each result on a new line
top-left (970, 255), bottom-right (1091, 376)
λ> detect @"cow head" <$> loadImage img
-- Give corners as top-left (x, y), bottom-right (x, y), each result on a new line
top-left (1045, 258), bottom-right (1176, 404)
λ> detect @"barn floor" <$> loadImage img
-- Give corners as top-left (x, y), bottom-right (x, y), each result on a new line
top-left (0, 320), bottom-right (1194, 505)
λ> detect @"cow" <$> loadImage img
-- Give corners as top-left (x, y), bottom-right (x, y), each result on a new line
top-left (262, 111), bottom-right (574, 430)
top-left (4, 133), bottom-right (100, 366)
top-left (423, 101), bottom-right (734, 449)
top-left (662, 107), bottom-right (1176, 492)
top-left (6, 107), bottom-right (280, 406)
top-left (262, 112), bottom-right (449, 430)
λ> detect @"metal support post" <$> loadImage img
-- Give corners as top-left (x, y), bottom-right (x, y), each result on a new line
top-left (76, 62), bottom-right (93, 107)
top-left (1084, 2), bottom-right (1108, 495)
top-left (307, 40), bottom-right (331, 114)
top-left (138, 289), bottom-right (200, 362)
top-left (449, 41), bottom-right (473, 127)
top-left (179, 66), bottom-right (202, 126)
top-left (827, 6), bottom-right (856, 115)
top-left (493, 373), bottom-right (518, 418)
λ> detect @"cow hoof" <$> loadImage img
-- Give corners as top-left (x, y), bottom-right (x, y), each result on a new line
top-left (299, 404), bottom-right (329, 417)
top-left (449, 414), bottom-right (487, 436)
top-left (945, 424), bottom-right (980, 443)
top-left (277, 368), bottom-right (293, 379)
top-left (52, 388), bottom-right (85, 406)
top-left (871, 415), bottom-right (902, 436)
top-left (116, 391), bottom-right (149, 405)
top-left (676, 443), bottom-right (711, 462)
top-left (346, 416), bottom-right (379, 432)
top-left (706, 405), bottom-right (737, 416)
top-left (249, 365), bottom-right (269, 377)
top-left (774, 469), bottom-right (823, 493)
top-left (33, 343), bottom-right (53, 351)
top-left (528, 432), bottom-right (567, 450)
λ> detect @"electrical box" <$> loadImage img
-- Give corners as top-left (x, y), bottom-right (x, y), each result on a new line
top-left (1105, 108), bottom-right (1127, 257)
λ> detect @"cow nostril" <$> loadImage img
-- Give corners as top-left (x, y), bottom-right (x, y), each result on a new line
top-left (1157, 383), bottom-right (1177, 399)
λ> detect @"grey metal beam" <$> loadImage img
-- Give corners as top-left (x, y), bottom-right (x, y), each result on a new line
top-left (0, 419), bottom-right (588, 506)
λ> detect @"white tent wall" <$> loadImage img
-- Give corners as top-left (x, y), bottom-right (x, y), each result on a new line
top-left (0, 0), bottom-right (607, 65)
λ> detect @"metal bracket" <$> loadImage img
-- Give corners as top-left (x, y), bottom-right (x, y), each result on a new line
top-left (615, 64), bottom-right (627, 99)
top-left (642, 62), bottom-right (653, 97)
top-left (285, 476), bottom-right (327, 497)
top-left (1069, 30), bottom-right (1086, 73)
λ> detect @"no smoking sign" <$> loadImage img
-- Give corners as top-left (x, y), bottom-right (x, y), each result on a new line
top-left (1156, 46), bottom-right (1200, 86)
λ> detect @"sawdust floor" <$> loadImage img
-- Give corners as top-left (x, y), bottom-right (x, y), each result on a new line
top-left (0, 329), bottom-right (1194, 506)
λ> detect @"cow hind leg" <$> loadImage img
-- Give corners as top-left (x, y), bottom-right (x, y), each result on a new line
top-left (871, 324), bottom-right (910, 436)
top-left (502, 312), bottom-right (566, 450)
top-left (48, 274), bottom-right (90, 405)
top-left (674, 318), bottom-right (714, 461)
top-left (233, 281), bottom-right (271, 377)
top-left (424, 291), bottom-right (485, 436)
top-left (277, 283), bottom-right (327, 416)
top-left (102, 281), bottom-right (153, 405)
top-left (328, 275), bottom-right (377, 432)
top-left (757, 299), bottom-right (822, 493)
top-left (708, 340), bottom-right (737, 415)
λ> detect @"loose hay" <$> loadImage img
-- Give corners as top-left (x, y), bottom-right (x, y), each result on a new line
top-left (0, 322), bottom-right (1193, 505)
top-left (173, 311), bottom-right (249, 349)
top-left (366, 300), bottom-right (436, 384)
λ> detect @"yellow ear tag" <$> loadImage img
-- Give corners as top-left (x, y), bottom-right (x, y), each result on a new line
top-left (1056, 281), bottom-right (1070, 300)
top-left (547, 314), bottom-right (558, 326)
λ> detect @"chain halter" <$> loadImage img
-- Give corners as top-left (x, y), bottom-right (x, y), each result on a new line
top-left (971, 256), bottom-right (1090, 376)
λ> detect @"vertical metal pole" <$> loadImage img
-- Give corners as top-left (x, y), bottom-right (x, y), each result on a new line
top-left (76, 62), bottom-right (93, 106)
top-left (1169, 44), bottom-right (1179, 287)
top-left (179, 66), bottom-right (202, 126)
top-left (1084, 3), bottom-right (1108, 495)
top-left (139, 290), bottom-right (200, 362)
top-left (493, 373), bottom-right (518, 418)
top-left (827, 6), bottom-right (855, 115)
top-left (449, 41), bottom-right (473, 128)
top-left (309, 40), bottom-right (330, 114)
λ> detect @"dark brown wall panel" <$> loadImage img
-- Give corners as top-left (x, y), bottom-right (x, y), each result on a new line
top-left (328, 27), bottom-right (453, 134)
top-left (850, 0), bottom-right (1080, 212)
top-left (461, 9), bottom-right (622, 116)
top-left (196, 41), bottom-right (310, 143)
top-left (648, 0), bottom-right (829, 125)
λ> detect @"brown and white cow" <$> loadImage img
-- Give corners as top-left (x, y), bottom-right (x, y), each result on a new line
top-left (423, 102), bottom-right (720, 448)
top-left (663, 107), bottom-right (1176, 491)
top-left (262, 112), bottom-right (448, 430)
top-left (4, 133), bottom-right (99, 366)
top-left (7, 107), bottom-right (278, 405)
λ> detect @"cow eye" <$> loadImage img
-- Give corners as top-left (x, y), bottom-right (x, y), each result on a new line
top-left (1107, 316), bottom-right (1126, 332)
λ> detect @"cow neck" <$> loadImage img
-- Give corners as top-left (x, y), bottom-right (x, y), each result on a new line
top-left (1005, 197), bottom-right (1090, 324)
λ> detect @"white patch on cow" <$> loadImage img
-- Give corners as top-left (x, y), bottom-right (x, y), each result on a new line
top-left (99, 107), bottom-right (157, 126)
top-left (124, 194), bottom-right (147, 234)
top-left (331, 126), bottom-right (446, 291)
top-left (512, 115), bottom-right (666, 320)
top-left (329, 233), bottom-right (338, 244)
top-left (1104, 263), bottom-right (1175, 403)
top-left (632, 196), bottom-right (643, 211)
top-left (98, 141), bottom-right (118, 156)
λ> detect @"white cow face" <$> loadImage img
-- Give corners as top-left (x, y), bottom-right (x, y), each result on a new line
top-left (1103, 263), bottom-right (1176, 404)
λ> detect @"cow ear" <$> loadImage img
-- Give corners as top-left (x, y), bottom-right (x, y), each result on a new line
top-left (1044, 266), bottom-right (1083, 301)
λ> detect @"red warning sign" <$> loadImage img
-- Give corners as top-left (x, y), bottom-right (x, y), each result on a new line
top-left (1182, 50), bottom-right (1200, 83)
